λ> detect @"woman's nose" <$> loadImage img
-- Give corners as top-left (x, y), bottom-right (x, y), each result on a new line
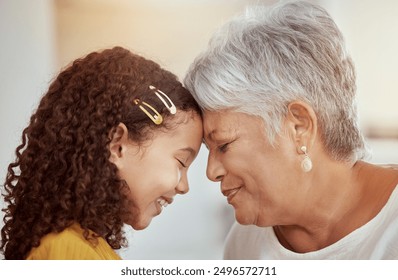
top-left (206, 152), bottom-right (225, 182)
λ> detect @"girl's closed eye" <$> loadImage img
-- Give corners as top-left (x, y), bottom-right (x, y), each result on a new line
top-left (176, 158), bottom-right (187, 168)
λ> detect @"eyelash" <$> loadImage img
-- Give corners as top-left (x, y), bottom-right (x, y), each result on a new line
top-left (218, 143), bottom-right (230, 153)
top-left (177, 159), bottom-right (187, 168)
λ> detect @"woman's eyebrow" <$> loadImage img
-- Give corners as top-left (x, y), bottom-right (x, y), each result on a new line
top-left (206, 129), bottom-right (219, 142)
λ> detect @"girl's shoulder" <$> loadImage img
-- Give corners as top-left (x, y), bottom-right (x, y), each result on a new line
top-left (26, 223), bottom-right (121, 260)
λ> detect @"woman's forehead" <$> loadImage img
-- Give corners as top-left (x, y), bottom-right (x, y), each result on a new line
top-left (203, 111), bottom-right (262, 140)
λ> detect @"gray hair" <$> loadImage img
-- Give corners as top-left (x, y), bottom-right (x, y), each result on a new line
top-left (184, 0), bottom-right (366, 162)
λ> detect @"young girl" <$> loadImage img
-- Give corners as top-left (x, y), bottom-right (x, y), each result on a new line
top-left (0, 47), bottom-right (203, 259)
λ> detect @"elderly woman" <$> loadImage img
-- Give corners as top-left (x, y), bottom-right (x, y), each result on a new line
top-left (184, 1), bottom-right (398, 259)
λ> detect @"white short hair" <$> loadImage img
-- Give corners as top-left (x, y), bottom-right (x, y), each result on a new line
top-left (184, 0), bottom-right (366, 162)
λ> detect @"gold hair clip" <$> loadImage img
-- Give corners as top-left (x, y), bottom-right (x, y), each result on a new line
top-left (134, 85), bottom-right (177, 125)
top-left (134, 99), bottom-right (163, 125)
top-left (149, 85), bottom-right (177, 115)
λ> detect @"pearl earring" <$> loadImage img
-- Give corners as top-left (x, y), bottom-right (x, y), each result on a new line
top-left (300, 146), bottom-right (313, 172)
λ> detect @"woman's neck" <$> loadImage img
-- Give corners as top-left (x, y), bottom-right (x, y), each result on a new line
top-left (274, 161), bottom-right (398, 253)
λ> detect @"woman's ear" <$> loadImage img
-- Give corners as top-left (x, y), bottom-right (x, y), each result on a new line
top-left (285, 101), bottom-right (317, 150)
top-left (109, 123), bottom-right (129, 165)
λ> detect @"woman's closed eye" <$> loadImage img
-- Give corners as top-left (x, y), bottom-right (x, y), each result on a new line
top-left (218, 142), bottom-right (230, 153)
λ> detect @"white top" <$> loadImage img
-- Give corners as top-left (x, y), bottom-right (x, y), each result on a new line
top-left (224, 184), bottom-right (398, 260)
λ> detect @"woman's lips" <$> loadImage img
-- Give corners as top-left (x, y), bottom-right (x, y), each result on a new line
top-left (222, 187), bottom-right (241, 203)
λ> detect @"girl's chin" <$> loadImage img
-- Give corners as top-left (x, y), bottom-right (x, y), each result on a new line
top-left (129, 217), bottom-right (153, 231)
top-left (127, 205), bottom-right (159, 230)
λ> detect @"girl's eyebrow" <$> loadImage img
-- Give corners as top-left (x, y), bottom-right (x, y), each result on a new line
top-left (178, 147), bottom-right (196, 158)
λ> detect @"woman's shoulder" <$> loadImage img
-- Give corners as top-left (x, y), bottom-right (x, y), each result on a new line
top-left (26, 223), bottom-right (121, 260)
top-left (377, 164), bottom-right (398, 170)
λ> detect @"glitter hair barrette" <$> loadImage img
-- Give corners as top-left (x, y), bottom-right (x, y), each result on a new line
top-left (134, 85), bottom-right (177, 125)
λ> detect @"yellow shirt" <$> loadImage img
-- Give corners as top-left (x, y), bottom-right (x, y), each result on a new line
top-left (26, 223), bottom-right (121, 260)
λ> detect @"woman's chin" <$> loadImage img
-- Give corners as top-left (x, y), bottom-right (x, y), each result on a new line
top-left (235, 209), bottom-right (256, 226)
top-left (235, 211), bottom-right (254, 226)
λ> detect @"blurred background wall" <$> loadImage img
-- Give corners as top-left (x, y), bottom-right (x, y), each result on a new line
top-left (1, 0), bottom-right (397, 259)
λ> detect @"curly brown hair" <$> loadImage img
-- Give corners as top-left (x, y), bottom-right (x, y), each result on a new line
top-left (0, 46), bottom-right (201, 259)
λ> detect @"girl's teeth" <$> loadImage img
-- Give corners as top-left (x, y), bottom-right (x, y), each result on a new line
top-left (157, 199), bottom-right (168, 207)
